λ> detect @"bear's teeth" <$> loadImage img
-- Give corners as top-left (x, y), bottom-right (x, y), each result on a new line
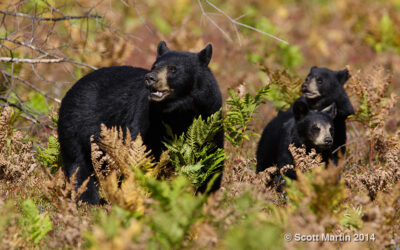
top-left (153, 91), bottom-right (163, 98)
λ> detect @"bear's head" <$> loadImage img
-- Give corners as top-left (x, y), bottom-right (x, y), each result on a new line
top-left (301, 66), bottom-right (350, 100)
top-left (144, 41), bottom-right (213, 102)
top-left (293, 99), bottom-right (336, 150)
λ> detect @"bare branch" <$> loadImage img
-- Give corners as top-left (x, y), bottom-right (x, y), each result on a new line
top-left (131, 0), bottom-right (153, 34)
top-left (0, 10), bottom-right (102, 22)
top-left (0, 54), bottom-right (97, 70)
top-left (1, 70), bottom-right (61, 103)
top-left (197, 0), bottom-right (289, 45)
top-left (197, 0), bottom-right (233, 42)
top-left (0, 97), bottom-right (47, 127)
top-left (0, 36), bottom-right (50, 56)
top-left (0, 57), bottom-right (65, 63)
top-left (1, 36), bottom-right (97, 69)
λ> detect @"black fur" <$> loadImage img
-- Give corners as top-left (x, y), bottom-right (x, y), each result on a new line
top-left (299, 66), bottom-right (354, 163)
top-left (256, 99), bottom-right (336, 181)
top-left (58, 41), bottom-right (223, 204)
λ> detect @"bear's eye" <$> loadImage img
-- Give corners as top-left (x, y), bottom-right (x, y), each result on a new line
top-left (317, 78), bottom-right (323, 85)
top-left (311, 125), bottom-right (320, 133)
top-left (168, 66), bottom-right (177, 73)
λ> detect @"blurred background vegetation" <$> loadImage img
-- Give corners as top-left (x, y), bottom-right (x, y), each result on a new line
top-left (1, 0), bottom-right (399, 137)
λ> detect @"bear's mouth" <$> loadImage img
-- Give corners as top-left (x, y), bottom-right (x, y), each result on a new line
top-left (149, 87), bottom-right (170, 101)
top-left (304, 91), bottom-right (320, 99)
top-left (315, 143), bottom-right (331, 150)
top-left (302, 78), bottom-right (321, 99)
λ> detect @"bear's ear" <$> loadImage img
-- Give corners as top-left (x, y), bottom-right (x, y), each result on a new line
top-left (293, 100), bottom-right (309, 121)
top-left (311, 66), bottom-right (318, 70)
top-left (198, 44), bottom-right (213, 66)
top-left (321, 103), bottom-right (337, 119)
top-left (336, 68), bottom-right (350, 85)
top-left (157, 41), bottom-right (169, 57)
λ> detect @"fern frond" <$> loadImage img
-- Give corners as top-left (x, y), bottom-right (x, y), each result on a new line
top-left (18, 199), bottom-right (53, 244)
top-left (97, 124), bottom-right (155, 175)
top-left (90, 124), bottom-right (159, 212)
top-left (163, 111), bottom-right (225, 191)
top-left (224, 85), bottom-right (269, 147)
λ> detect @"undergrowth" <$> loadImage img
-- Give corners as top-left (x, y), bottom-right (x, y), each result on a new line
top-left (1, 66), bottom-right (399, 249)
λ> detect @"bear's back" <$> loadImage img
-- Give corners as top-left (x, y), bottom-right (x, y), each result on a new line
top-left (58, 66), bottom-right (150, 150)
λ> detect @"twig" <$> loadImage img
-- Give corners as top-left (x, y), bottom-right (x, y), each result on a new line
top-left (206, 0), bottom-right (288, 44)
top-left (0, 98), bottom-right (44, 126)
top-left (1, 70), bottom-right (61, 103)
top-left (0, 10), bottom-right (102, 22)
top-left (197, 0), bottom-right (289, 45)
top-left (197, 0), bottom-right (232, 42)
top-left (131, 0), bottom-right (153, 34)
top-left (0, 56), bottom-right (96, 70)
top-left (332, 137), bottom-right (362, 154)
top-left (0, 57), bottom-right (65, 63)
top-left (3, 37), bottom-right (81, 76)
top-left (0, 36), bottom-right (49, 56)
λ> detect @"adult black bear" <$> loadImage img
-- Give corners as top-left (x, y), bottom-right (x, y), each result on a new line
top-left (58, 41), bottom-right (223, 204)
top-left (256, 99), bottom-right (336, 180)
top-left (299, 66), bottom-right (354, 164)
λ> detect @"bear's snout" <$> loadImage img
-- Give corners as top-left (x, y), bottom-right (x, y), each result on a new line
top-left (301, 82), bottom-right (308, 92)
top-left (324, 137), bottom-right (333, 145)
top-left (144, 72), bottom-right (158, 87)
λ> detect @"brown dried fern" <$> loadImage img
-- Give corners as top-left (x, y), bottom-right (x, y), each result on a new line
top-left (288, 144), bottom-right (323, 173)
top-left (0, 106), bottom-right (13, 148)
top-left (96, 124), bottom-right (156, 176)
top-left (90, 124), bottom-right (170, 212)
top-left (345, 133), bottom-right (400, 200)
top-left (43, 168), bottom-right (89, 248)
top-left (344, 67), bottom-right (400, 200)
top-left (0, 107), bottom-right (37, 189)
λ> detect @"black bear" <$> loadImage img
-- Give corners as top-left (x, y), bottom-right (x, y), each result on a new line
top-left (256, 99), bottom-right (336, 180)
top-left (298, 66), bottom-right (354, 164)
top-left (58, 41), bottom-right (223, 204)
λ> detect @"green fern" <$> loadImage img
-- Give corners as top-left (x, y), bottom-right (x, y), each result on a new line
top-left (18, 199), bottom-right (53, 244)
top-left (222, 192), bottom-right (284, 250)
top-left (136, 171), bottom-right (206, 249)
top-left (224, 85), bottom-right (269, 147)
top-left (340, 206), bottom-right (363, 230)
top-left (36, 135), bottom-right (61, 172)
top-left (261, 67), bottom-right (302, 110)
top-left (163, 111), bottom-right (225, 191)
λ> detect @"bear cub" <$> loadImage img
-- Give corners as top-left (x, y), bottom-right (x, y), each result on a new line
top-left (58, 41), bottom-right (223, 204)
top-left (256, 99), bottom-right (336, 181)
top-left (298, 66), bottom-right (354, 163)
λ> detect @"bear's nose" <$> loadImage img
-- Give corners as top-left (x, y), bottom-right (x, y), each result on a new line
top-left (301, 83), bottom-right (308, 92)
top-left (324, 137), bottom-right (333, 145)
top-left (144, 73), bottom-right (157, 87)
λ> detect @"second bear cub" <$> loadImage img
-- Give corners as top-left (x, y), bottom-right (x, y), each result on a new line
top-left (256, 99), bottom-right (336, 180)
